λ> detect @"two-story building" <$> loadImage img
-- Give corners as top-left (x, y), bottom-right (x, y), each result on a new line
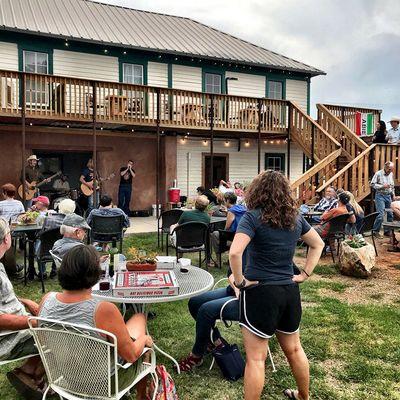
top-left (0, 0), bottom-right (325, 212)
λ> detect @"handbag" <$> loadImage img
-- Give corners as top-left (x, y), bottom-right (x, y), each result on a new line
top-left (146, 365), bottom-right (178, 400)
top-left (211, 337), bottom-right (245, 381)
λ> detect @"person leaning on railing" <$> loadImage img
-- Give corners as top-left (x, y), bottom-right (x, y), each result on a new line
top-left (386, 116), bottom-right (400, 144)
top-left (229, 170), bottom-right (324, 400)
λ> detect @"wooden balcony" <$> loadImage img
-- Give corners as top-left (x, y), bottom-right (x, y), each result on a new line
top-left (0, 70), bottom-right (289, 136)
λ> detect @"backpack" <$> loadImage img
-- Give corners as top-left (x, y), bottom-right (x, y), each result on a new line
top-left (146, 365), bottom-right (178, 400)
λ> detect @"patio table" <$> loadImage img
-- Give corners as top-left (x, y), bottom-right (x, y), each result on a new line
top-left (11, 223), bottom-right (42, 284)
top-left (303, 211), bottom-right (323, 224)
top-left (92, 265), bottom-right (214, 373)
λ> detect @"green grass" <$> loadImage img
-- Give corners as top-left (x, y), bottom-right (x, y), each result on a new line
top-left (1, 233), bottom-right (400, 399)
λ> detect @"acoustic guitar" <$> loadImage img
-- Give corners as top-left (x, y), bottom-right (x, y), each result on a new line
top-left (18, 171), bottom-right (62, 200)
top-left (80, 173), bottom-right (115, 197)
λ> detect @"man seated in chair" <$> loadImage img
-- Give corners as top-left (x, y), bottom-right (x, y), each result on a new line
top-left (0, 218), bottom-right (46, 399)
top-left (169, 195), bottom-right (210, 247)
top-left (314, 192), bottom-right (356, 239)
top-left (52, 213), bottom-right (91, 259)
top-left (209, 192), bottom-right (247, 267)
top-left (87, 194), bottom-right (130, 228)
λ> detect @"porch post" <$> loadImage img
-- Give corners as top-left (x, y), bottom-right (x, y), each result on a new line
top-left (311, 123), bottom-right (315, 167)
top-left (21, 73), bottom-right (26, 205)
top-left (210, 95), bottom-right (214, 188)
top-left (92, 81), bottom-right (98, 208)
top-left (156, 88), bottom-right (161, 218)
top-left (257, 99), bottom-right (262, 173)
top-left (287, 103), bottom-right (292, 180)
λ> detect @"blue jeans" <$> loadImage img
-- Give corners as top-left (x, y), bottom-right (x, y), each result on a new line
top-left (87, 191), bottom-right (100, 212)
top-left (118, 184), bottom-right (132, 216)
top-left (373, 192), bottom-right (393, 233)
top-left (188, 286), bottom-right (239, 357)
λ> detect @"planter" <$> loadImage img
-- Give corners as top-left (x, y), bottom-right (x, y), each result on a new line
top-left (126, 261), bottom-right (157, 272)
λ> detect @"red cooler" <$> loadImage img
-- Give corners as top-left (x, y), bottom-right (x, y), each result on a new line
top-left (168, 188), bottom-right (181, 203)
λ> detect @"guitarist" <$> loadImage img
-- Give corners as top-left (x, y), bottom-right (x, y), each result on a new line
top-left (79, 158), bottom-right (99, 211)
top-left (20, 155), bottom-right (50, 208)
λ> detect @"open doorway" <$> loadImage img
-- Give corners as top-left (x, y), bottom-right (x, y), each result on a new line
top-left (203, 153), bottom-right (229, 189)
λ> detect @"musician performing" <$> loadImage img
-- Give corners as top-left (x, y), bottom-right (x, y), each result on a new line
top-left (118, 160), bottom-right (136, 216)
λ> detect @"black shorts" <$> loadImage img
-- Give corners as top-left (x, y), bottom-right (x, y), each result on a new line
top-left (239, 283), bottom-right (302, 338)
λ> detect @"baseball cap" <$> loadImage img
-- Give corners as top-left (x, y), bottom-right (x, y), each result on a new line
top-left (32, 195), bottom-right (50, 206)
top-left (62, 213), bottom-right (91, 230)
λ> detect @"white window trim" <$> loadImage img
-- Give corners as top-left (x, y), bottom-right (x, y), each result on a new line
top-left (268, 80), bottom-right (283, 100)
top-left (122, 63), bottom-right (144, 85)
top-left (205, 73), bottom-right (222, 94)
top-left (23, 50), bottom-right (49, 106)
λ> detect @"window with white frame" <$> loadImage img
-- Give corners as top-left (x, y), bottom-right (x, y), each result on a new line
top-left (205, 73), bottom-right (222, 94)
top-left (23, 51), bottom-right (49, 105)
top-left (123, 63), bottom-right (144, 85)
top-left (268, 80), bottom-right (283, 100)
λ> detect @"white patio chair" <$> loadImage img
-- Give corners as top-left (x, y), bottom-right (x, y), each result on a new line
top-left (28, 317), bottom-right (158, 400)
top-left (209, 278), bottom-right (277, 372)
top-left (0, 331), bottom-right (37, 366)
top-left (49, 250), bottom-right (62, 269)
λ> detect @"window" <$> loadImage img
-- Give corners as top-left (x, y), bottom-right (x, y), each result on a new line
top-left (265, 153), bottom-right (285, 172)
top-left (268, 80), bottom-right (283, 100)
top-left (205, 73), bottom-right (222, 94)
top-left (23, 51), bottom-right (49, 104)
top-left (123, 63), bottom-right (144, 85)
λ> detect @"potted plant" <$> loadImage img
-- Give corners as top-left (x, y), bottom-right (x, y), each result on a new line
top-left (126, 247), bottom-right (157, 271)
top-left (17, 211), bottom-right (40, 225)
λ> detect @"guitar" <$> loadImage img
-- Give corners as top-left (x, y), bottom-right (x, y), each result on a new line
top-left (18, 171), bottom-right (62, 200)
top-left (80, 173), bottom-right (115, 197)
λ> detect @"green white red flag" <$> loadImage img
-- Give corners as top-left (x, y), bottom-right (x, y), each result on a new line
top-left (355, 112), bottom-right (374, 136)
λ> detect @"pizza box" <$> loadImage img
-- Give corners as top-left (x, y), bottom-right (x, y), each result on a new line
top-left (112, 270), bottom-right (179, 297)
top-left (156, 256), bottom-right (177, 270)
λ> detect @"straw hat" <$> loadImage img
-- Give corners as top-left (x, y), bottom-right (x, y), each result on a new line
top-left (388, 116), bottom-right (400, 123)
top-left (26, 155), bottom-right (39, 162)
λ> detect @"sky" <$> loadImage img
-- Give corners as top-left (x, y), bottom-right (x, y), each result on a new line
top-left (94, 0), bottom-right (399, 121)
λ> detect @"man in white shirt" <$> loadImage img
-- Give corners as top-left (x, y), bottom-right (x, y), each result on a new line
top-left (386, 116), bottom-right (400, 144)
top-left (371, 161), bottom-right (395, 237)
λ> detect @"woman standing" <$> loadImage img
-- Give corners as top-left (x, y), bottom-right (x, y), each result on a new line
top-left (229, 170), bottom-right (324, 400)
top-left (372, 120), bottom-right (387, 144)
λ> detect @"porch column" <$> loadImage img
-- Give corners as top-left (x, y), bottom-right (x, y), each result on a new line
top-left (257, 99), bottom-right (262, 173)
top-left (92, 81), bottom-right (98, 208)
top-left (21, 73), bottom-right (26, 205)
top-left (287, 103), bottom-right (292, 180)
top-left (209, 95), bottom-right (214, 188)
top-left (156, 88), bottom-right (161, 218)
top-left (311, 123), bottom-right (315, 167)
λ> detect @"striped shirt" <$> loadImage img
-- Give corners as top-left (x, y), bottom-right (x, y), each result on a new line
top-left (371, 169), bottom-right (395, 195)
top-left (0, 199), bottom-right (25, 222)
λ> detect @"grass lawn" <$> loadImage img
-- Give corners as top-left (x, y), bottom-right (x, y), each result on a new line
top-left (1, 233), bottom-right (400, 399)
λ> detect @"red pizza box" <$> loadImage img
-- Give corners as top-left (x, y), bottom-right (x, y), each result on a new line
top-left (112, 270), bottom-right (179, 297)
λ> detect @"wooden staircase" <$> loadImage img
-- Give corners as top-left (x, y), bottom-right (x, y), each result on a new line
top-left (289, 103), bottom-right (400, 204)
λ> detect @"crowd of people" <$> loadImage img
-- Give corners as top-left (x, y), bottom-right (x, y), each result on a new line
top-left (372, 116), bottom-right (400, 144)
top-left (0, 161), bottom-right (399, 400)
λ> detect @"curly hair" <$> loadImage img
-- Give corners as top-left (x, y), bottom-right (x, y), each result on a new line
top-left (245, 170), bottom-right (298, 230)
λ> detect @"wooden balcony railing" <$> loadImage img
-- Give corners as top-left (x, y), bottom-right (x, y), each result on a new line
top-left (322, 103), bottom-right (381, 135)
top-left (0, 69), bottom-right (289, 134)
top-left (317, 104), bottom-right (368, 159)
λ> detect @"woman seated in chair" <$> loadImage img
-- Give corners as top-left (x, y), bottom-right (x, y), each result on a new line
top-left (177, 270), bottom-right (240, 372)
top-left (39, 245), bottom-right (153, 399)
top-left (314, 192), bottom-right (356, 239)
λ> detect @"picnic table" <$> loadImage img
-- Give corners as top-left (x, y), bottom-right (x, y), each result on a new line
top-left (92, 265), bottom-right (214, 373)
top-left (11, 223), bottom-right (42, 283)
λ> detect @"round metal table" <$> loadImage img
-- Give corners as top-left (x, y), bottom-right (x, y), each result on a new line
top-left (92, 266), bottom-right (214, 372)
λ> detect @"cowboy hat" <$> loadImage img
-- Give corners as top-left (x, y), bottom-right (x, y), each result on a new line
top-left (26, 155), bottom-right (39, 161)
top-left (388, 116), bottom-right (400, 123)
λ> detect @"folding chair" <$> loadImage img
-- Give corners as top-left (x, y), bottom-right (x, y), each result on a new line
top-left (89, 214), bottom-right (125, 253)
top-left (28, 317), bottom-right (158, 400)
top-left (358, 212), bottom-right (379, 256)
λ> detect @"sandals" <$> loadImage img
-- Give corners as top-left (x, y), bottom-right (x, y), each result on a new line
top-left (283, 389), bottom-right (300, 399)
top-left (177, 354), bottom-right (203, 372)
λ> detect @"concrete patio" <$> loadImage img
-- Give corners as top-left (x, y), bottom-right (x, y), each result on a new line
top-left (126, 216), bottom-right (158, 234)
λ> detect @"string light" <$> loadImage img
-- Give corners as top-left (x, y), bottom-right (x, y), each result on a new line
top-left (203, 140), bottom-right (208, 146)
top-left (123, 51), bottom-right (127, 55)
top-left (104, 49), bottom-right (108, 54)
top-left (180, 138), bottom-right (186, 144)
top-left (244, 140), bottom-right (250, 147)
top-left (224, 140), bottom-right (230, 146)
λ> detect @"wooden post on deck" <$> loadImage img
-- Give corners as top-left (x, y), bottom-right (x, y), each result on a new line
top-left (210, 95), bottom-right (214, 188)
top-left (311, 123), bottom-right (315, 167)
top-left (257, 99), bottom-right (262, 174)
top-left (156, 88), bottom-right (161, 219)
top-left (92, 82), bottom-right (98, 208)
top-left (21, 73), bottom-right (26, 206)
top-left (287, 103), bottom-right (292, 180)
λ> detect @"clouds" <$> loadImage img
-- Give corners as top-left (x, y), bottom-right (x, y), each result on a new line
top-left (94, 0), bottom-right (399, 119)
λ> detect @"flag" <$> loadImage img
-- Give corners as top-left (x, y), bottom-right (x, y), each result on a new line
top-left (355, 112), bottom-right (374, 136)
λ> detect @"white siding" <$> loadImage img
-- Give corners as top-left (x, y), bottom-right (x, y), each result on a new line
top-left (172, 64), bottom-right (201, 91)
top-left (0, 42), bottom-right (18, 70)
top-left (225, 71), bottom-right (265, 98)
top-left (176, 138), bottom-right (304, 196)
top-left (286, 79), bottom-right (308, 113)
top-left (148, 62), bottom-right (168, 87)
top-left (53, 50), bottom-right (119, 81)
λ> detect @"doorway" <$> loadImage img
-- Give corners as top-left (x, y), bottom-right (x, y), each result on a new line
top-left (203, 153), bottom-right (229, 189)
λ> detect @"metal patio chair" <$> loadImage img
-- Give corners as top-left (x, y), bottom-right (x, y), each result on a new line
top-left (28, 317), bottom-right (158, 400)
top-left (0, 331), bottom-right (37, 366)
top-left (358, 212), bottom-right (379, 256)
top-left (89, 214), bottom-right (125, 253)
top-left (157, 209), bottom-right (184, 254)
top-left (216, 230), bottom-right (235, 269)
top-left (49, 249), bottom-right (63, 269)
